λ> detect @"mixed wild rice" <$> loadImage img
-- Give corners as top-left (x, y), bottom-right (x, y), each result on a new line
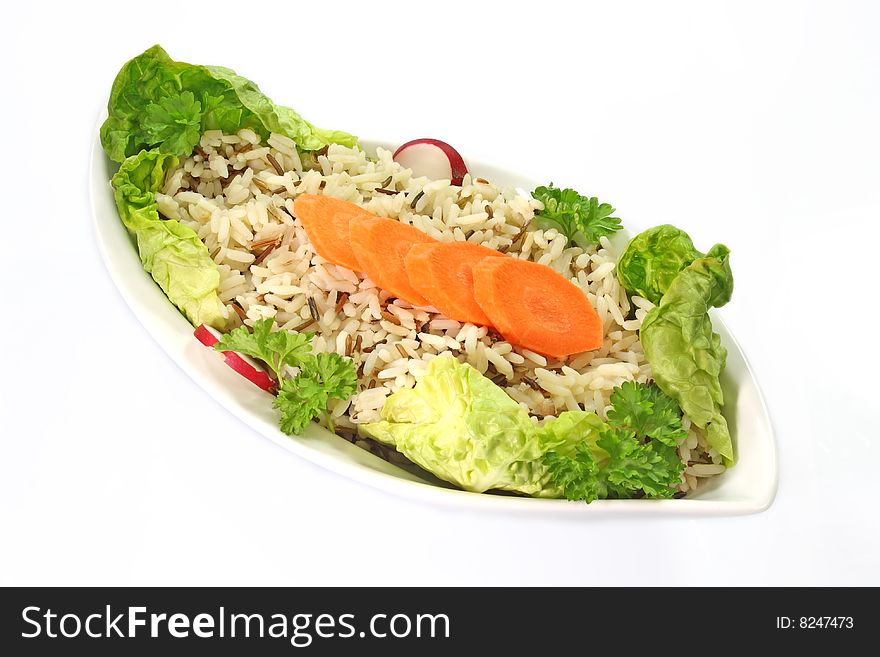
top-left (155, 129), bottom-right (726, 494)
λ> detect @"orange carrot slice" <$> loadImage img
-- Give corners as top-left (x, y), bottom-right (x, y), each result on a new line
top-left (293, 194), bottom-right (372, 271)
top-left (472, 257), bottom-right (603, 358)
top-left (349, 216), bottom-right (438, 306)
top-left (404, 241), bottom-right (503, 325)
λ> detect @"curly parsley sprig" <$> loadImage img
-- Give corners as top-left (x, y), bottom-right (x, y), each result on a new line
top-left (141, 91), bottom-right (203, 156)
top-left (531, 184), bottom-right (623, 248)
top-left (215, 319), bottom-right (357, 435)
top-left (543, 382), bottom-right (686, 502)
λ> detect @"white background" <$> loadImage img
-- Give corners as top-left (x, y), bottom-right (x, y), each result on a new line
top-left (2, 0), bottom-right (878, 585)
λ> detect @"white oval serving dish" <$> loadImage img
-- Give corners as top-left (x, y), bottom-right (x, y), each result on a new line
top-left (90, 127), bottom-right (777, 517)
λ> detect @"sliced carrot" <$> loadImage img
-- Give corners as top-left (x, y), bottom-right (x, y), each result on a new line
top-left (349, 216), bottom-right (438, 306)
top-left (472, 257), bottom-right (603, 358)
top-left (293, 194), bottom-right (372, 271)
top-left (404, 241), bottom-right (503, 325)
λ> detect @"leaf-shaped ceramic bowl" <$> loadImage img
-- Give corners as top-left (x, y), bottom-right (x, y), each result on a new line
top-left (90, 127), bottom-right (777, 516)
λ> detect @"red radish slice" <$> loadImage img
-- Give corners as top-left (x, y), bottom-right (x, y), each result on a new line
top-left (393, 138), bottom-right (469, 185)
top-left (220, 351), bottom-right (276, 392)
top-left (194, 324), bottom-right (275, 392)
top-left (194, 323), bottom-right (223, 348)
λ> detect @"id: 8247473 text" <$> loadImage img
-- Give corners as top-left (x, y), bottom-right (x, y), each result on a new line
top-left (776, 617), bottom-right (854, 630)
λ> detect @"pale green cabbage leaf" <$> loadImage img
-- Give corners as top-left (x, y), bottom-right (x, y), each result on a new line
top-left (617, 224), bottom-right (704, 304)
top-left (359, 356), bottom-right (556, 495)
top-left (111, 149), bottom-right (225, 328)
top-left (640, 245), bottom-right (735, 464)
top-left (101, 44), bottom-right (356, 162)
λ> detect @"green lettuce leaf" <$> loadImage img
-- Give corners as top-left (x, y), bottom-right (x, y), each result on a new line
top-left (359, 356), bottom-right (549, 495)
top-left (537, 409), bottom-right (607, 457)
top-left (640, 246), bottom-right (735, 464)
top-left (100, 45), bottom-right (356, 162)
top-left (111, 149), bottom-right (224, 328)
top-left (617, 224), bottom-right (705, 304)
top-left (203, 65), bottom-right (357, 152)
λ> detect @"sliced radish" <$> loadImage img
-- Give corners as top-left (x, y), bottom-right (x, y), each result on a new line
top-left (194, 323), bottom-right (223, 348)
top-left (194, 324), bottom-right (276, 392)
top-left (393, 138), bottom-right (469, 185)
